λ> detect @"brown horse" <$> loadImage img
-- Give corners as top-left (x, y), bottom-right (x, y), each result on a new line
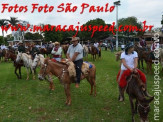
top-left (5, 50), bottom-right (24, 79)
top-left (38, 58), bottom-right (96, 106)
top-left (62, 45), bottom-right (69, 56)
top-left (90, 46), bottom-right (101, 61)
top-left (120, 72), bottom-right (153, 122)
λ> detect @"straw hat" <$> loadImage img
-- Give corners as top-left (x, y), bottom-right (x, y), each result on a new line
top-left (71, 37), bottom-right (78, 42)
top-left (18, 41), bottom-right (23, 44)
top-left (54, 41), bottom-right (60, 45)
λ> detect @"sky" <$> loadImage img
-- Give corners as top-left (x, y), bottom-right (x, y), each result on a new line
top-left (0, 0), bottom-right (163, 36)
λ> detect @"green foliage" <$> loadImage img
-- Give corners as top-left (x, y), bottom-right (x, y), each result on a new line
top-left (24, 32), bottom-right (43, 40)
top-left (79, 18), bottom-right (112, 41)
top-left (118, 16), bottom-right (144, 37)
top-left (161, 20), bottom-right (163, 25)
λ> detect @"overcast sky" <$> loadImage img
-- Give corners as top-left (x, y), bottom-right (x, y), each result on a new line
top-left (0, 0), bottom-right (162, 36)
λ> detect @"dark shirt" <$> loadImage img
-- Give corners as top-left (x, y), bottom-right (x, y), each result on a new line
top-left (30, 47), bottom-right (40, 55)
top-left (18, 45), bottom-right (25, 53)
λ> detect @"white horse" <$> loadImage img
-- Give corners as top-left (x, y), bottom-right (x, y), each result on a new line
top-left (16, 52), bottom-right (35, 80)
top-left (32, 54), bottom-right (45, 69)
top-left (83, 44), bottom-right (89, 60)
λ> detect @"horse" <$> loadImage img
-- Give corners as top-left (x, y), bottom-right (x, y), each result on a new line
top-left (32, 54), bottom-right (45, 69)
top-left (62, 45), bottom-right (69, 56)
top-left (134, 44), bottom-right (147, 70)
top-left (120, 72), bottom-right (153, 122)
top-left (38, 58), bottom-right (96, 106)
top-left (0, 49), bottom-right (7, 62)
top-left (4, 50), bottom-right (24, 79)
top-left (16, 52), bottom-right (35, 80)
top-left (90, 46), bottom-right (101, 61)
top-left (83, 45), bottom-right (89, 60)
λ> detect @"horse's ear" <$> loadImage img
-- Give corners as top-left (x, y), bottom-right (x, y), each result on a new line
top-left (146, 96), bottom-right (154, 103)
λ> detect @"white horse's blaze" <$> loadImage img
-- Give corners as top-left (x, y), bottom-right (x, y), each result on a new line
top-left (32, 54), bottom-right (45, 69)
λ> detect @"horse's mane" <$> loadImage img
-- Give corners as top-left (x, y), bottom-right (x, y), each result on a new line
top-left (127, 73), bottom-right (146, 93)
top-left (44, 58), bottom-right (68, 67)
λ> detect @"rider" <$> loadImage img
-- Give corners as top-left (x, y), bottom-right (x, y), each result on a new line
top-left (51, 41), bottom-right (62, 62)
top-left (139, 37), bottom-right (146, 48)
top-left (18, 41), bottom-right (25, 53)
top-left (118, 42), bottom-right (138, 101)
top-left (66, 37), bottom-right (83, 88)
top-left (30, 43), bottom-right (40, 60)
top-left (94, 41), bottom-right (99, 54)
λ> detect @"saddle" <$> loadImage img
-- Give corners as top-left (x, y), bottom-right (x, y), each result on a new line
top-left (117, 69), bottom-right (146, 88)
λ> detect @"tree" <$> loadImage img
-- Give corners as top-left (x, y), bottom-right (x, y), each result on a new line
top-left (8, 17), bottom-right (19, 26)
top-left (118, 16), bottom-right (143, 38)
top-left (24, 32), bottom-right (43, 40)
top-left (0, 19), bottom-right (8, 43)
top-left (79, 18), bottom-right (112, 41)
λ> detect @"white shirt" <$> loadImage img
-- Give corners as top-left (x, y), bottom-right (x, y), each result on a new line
top-left (67, 43), bottom-right (83, 61)
top-left (151, 43), bottom-right (159, 51)
top-left (121, 45), bottom-right (125, 48)
top-left (120, 51), bottom-right (138, 70)
top-left (94, 43), bottom-right (99, 48)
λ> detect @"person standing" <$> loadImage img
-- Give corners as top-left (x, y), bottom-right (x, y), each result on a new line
top-left (51, 42), bottom-right (62, 62)
top-left (66, 37), bottom-right (83, 88)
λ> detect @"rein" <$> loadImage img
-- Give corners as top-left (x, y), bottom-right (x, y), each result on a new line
top-left (138, 103), bottom-right (149, 113)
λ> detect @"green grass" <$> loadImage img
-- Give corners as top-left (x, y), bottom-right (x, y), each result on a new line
top-left (0, 51), bottom-right (162, 122)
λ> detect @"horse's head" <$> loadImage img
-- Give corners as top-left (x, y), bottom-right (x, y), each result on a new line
top-left (16, 52), bottom-right (22, 63)
top-left (38, 58), bottom-right (50, 80)
top-left (138, 97), bottom-right (154, 122)
top-left (32, 54), bottom-right (39, 69)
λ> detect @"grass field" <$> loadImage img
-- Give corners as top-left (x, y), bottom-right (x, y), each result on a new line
top-left (0, 50), bottom-right (162, 122)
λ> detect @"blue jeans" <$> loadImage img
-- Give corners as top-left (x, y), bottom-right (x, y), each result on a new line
top-left (73, 59), bottom-right (83, 84)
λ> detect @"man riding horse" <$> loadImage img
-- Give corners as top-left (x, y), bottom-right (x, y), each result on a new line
top-left (66, 37), bottom-right (83, 88)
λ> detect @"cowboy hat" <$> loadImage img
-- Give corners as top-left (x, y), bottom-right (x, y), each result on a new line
top-left (54, 41), bottom-right (60, 45)
top-left (71, 37), bottom-right (78, 42)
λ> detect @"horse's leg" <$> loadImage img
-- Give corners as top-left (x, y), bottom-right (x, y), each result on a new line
top-left (64, 83), bottom-right (71, 106)
top-left (31, 68), bottom-right (35, 80)
top-left (47, 74), bottom-right (54, 90)
top-left (15, 65), bottom-right (20, 79)
top-left (141, 59), bottom-right (144, 70)
top-left (19, 66), bottom-right (22, 79)
top-left (134, 99), bottom-right (138, 114)
top-left (26, 68), bottom-right (29, 80)
top-left (138, 59), bottom-right (140, 69)
top-left (129, 97), bottom-right (135, 122)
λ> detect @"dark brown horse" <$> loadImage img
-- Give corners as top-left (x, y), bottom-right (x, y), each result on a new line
top-left (38, 58), bottom-right (96, 106)
top-left (0, 49), bottom-right (7, 62)
top-left (5, 51), bottom-right (24, 79)
top-left (121, 72), bottom-right (153, 122)
top-left (90, 46), bottom-right (101, 61)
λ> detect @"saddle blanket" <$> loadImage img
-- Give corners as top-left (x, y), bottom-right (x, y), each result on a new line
top-left (117, 69), bottom-right (146, 88)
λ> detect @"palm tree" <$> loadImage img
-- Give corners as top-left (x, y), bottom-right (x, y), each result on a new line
top-left (8, 17), bottom-right (19, 40)
top-left (0, 19), bottom-right (8, 43)
top-left (8, 17), bottom-right (19, 26)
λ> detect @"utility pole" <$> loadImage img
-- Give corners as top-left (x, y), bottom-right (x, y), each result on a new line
top-left (114, 1), bottom-right (121, 51)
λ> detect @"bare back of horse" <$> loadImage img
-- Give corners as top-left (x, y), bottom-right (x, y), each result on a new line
top-left (38, 58), bottom-right (96, 105)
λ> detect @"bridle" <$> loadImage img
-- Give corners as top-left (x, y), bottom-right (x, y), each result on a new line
top-left (138, 103), bottom-right (150, 113)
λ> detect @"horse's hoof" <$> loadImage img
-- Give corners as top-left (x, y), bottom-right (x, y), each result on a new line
top-left (51, 88), bottom-right (55, 91)
top-left (26, 78), bottom-right (29, 80)
top-left (94, 94), bottom-right (97, 97)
